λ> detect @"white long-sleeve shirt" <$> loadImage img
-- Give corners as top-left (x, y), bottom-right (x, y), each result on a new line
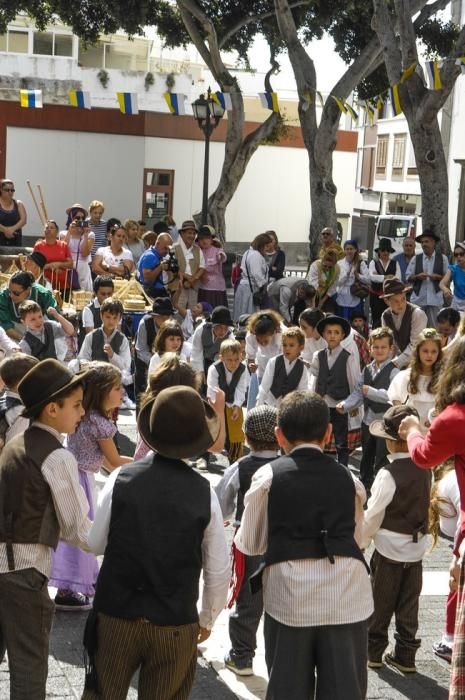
top-left (207, 361), bottom-right (249, 407)
top-left (88, 466), bottom-right (230, 629)
top-left (245, 326), bottom-right (285, 379)
top-left (256, 355), bottom-right (309, 407)
top-left (190, 323), bottom-right (232, 373)
top-left (368, 258), bottom-right (402, 284)
top-left (79, 328), bottom-right (131, 382)
top-left (309, 344), bottom-right (360, 406)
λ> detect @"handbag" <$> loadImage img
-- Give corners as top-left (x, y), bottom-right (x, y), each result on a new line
top-left (350, 262), bottom-right (370, 299)
top-left (244, 252), bottom-right (268, 306)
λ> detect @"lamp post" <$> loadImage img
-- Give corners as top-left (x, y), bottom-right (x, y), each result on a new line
top-left (192, 87), bottom-right (225, 225)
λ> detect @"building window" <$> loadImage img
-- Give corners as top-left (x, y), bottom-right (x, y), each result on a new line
top-left (392, 133), bottom-right (407, 179)
top-left (5, 30), bottom-right (29, 53)
top-left (407, 141), bottom-right (418, 176)
top-left (375, 135), bottom-right (389, 177)
top-left (143, 169), bottom-right (174, 231)
top-left (33, 31), bottom-right (73, 57)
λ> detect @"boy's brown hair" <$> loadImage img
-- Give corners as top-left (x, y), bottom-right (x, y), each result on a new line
top-left (220, 339), bottom-right (242, 356)
top-left (368, 327), bottom-right (394, 347)
top-left (0, 353), bottom-right (39, 389)
top-left (282, 326), bottom-right (305, 346)
top-left (18, 300), bottom-right (42, 320)
top-left (100, 297), bottom-right (124, 317)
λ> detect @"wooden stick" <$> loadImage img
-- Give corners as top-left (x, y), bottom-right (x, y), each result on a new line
top-left (26, 180), bottom-right (45, 226)
top-left (37, 185), bottom-right (49, 222)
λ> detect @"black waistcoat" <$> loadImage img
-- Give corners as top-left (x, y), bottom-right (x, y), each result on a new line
top-left (86, 301), bottom-right (102, 329)
top-left (270, 355), bottom-right (305, 399)
top-left (363, 361), bottom-right (395, 414)
top-left (412, 253), bottom-right (445, 295)
top-left (381, 457), bottom-right (432, 542)
top-left (24, 322), bottom-right (57, 360)
top-left (93, 454), bottom-right (211, 625)
top-left (91, 328), bottom-right (124, 362)
top-left (214, 361), bottom-right (246, 405)
top-left (316, 348), bottom-right (349, 400)
top-left (235, 454), bottom-right (276, 522)
top-left (372, 259), bottom-right (397, 293)
top-left (382, 303), bottom-right (415, 352)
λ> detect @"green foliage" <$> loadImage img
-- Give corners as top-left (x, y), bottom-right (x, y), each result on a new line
top-left (144, 71), bottom-right (155, 90)
top-left (260, 112), bottom-right (291, 145)
top-left (97, 68), bottom-right (109, 88)
top-left (417, 19), bottom-right (460, 60)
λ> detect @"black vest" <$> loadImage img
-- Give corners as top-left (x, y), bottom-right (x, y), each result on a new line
top-left (265, 449), bottom-right (367, 570)
top-left (372, 259), bottom-right (397, 293)
top-left (214, 361), bottom-right (246, 405)
top-left (381, 457), bottom-right (432, 542)
top-left (412, 252), bottom-right (445, 295)
top-left (24, 322), bottom-right (57, 360)
top-left (236, 454), bottom-right (276, 522)
top-left (316, 348), bottom-right (350, 400)
top-left (91, 328), bottom-right (124, 362)
top-left (143, 315), bottom-right (157, 351)
top-left (202, 323), bottom-right (231, 373)
top-left (382, 303), bottom-right (415, 352)
top-left (270, 355), bottom-right (305, 399)
top-left (93, 454), bottom-right (211, 625)
top-left (0, 395), bottom-right (22, 442)
top-left (85, 301), bottom-right (102, 329)
top-left (363, 361), bottom-right (395, 415)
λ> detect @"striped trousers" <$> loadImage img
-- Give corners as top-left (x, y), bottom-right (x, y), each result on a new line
top-left (81, 613), bottom-right (199, 700)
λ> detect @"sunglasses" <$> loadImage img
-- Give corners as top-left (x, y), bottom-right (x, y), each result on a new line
top-left (2, 188), bottom-right (15, 193)
top-left (74, 216), bottom-right (85, 221)
top-left (9, 288), bottom-right (25, 297)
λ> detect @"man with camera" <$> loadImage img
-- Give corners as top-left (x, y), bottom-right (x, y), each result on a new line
top-left (137, 232), bottom-right (173, 299)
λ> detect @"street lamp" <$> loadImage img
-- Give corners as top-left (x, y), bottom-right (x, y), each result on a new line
top-left (192, 87), bottom-right (225, 224)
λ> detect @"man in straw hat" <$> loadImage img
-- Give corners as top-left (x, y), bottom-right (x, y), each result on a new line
top-left (0, 359), bottom-right (91, 698)
top-left (173, 220), bottom-right (206, 310)
top-left (83, 385), bottom-right (230, 699)
top-left (380, 277), bottom-right (427, 369)
top-left (405, 228), bottom-right (448, 326)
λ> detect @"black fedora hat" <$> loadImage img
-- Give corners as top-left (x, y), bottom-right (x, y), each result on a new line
top-left (370, 405), bottom-right (419, 441)
top-left (211, 306), bottom-right (233, 326)
top-left (137, 385), bottom-right (220, 459)
top-left (380, 277), bottom-right (412, 298)
top-left (152, 297), bottom-right (176, 316)
top-left (316, 314), bottom-right (351, 338)
top-left (375, 238), bottom-right (395, 253)
top-left (18, 358), bottom-right (87, 419)
top-left (27, 251), bottom-right (47, 269)
top-left (416, 228), bottom-right (440, 243)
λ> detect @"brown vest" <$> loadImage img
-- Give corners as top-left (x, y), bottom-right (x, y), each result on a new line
top-left (381, 457), bottom-right (431, 543)
top-left (382, 302), bottom-right (415, 352)
top-left (175, 243), bottom-right (201, 277)
top-left (0, 426), bottom-right (61, 570)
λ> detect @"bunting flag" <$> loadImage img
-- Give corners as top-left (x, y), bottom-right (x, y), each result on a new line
top-left (316, 91), bottom-right (325, 110)
top-left (117, 92), bottom-right (138, 115)
top-left (400, 62), bottom-right (418, 84)
top-left (425, 61), bottom-right (443, 90)
top-left (212, 91), bottom-right (232, 111)
top-left (19, 89), bottom-right (42, 109)
top-left (389, 84), bottom-right (403, 116)
top-left (259, 91), bottom-right (279, 113)
top-left (345, 102), bottom-right (358, 122)
top-left (68, 90), bottom-right (91, 109)
top-left (331, 95), bottom-right (347, 113)
top-left (375, 94), bottom-right (386, 111)
top-left (163, 92), bottom-right (186, 116)
top-left (455, 56), bottom-right (465, 74)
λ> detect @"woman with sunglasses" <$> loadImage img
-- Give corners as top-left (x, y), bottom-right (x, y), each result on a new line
top-left (0, 179), bottom-right (27, 247)
top-left (92, 224), bottom-right (134, 278)
top-left (59, 205), bottom-right (94, 291)
top-left (33, 220), bottom-right (74, 293)
top-left (440, 242), bottom-right (465, 313)
top-left (0, 271), bottom-right (57, 341)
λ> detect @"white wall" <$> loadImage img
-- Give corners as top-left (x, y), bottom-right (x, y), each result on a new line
top-left (6, 126), bottom-right (144, 237)
top-left (448, 75), bottom-right (465, 240)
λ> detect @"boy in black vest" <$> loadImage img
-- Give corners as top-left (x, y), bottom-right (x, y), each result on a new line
top-left (191, 305), bottom-right (233, 384)
top-left (336, 327), bottom-right (399, 493)
top-left (81, 275), bottom-right (114, 334)
top-left (310, 315), bottom-right (360, 466)
top-left (0, 353), bottom-right (38, 450)
top-left (79, 297), bottom-right (134, 408)
top-left (257, 326), bottom-right (308, 406)
top-left (19, 300), bottom-right (75, 362)
top-left (0, 359), bottom-right (91, 698)
top-left (215, 405), bottom-right (279, 677)
top-left (362, 405), bottom-right (432, 673)
top-left (207, 338), bottom-right (249, 463)
top-left (380, 277), bottom-right (427, 369)
top-left (134, 295), bottom-right (176, 405)
top-left (235, 391), bottom-right (373, 700)
top-left (83, 385), bottom-right (229, 700)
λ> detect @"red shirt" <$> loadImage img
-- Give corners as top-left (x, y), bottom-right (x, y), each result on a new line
top-left (34, 239), bottom-right (72, 288)
top-left (408, 402), bottom-right (465, 553)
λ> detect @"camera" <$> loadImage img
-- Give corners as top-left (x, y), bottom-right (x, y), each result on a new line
top-left (75, 220), bottom-right (87, 229)
top-left (165, 249), bottom-right (179, 274)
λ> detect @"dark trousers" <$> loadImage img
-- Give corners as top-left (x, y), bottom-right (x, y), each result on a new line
top-left (0, 568), bottom-right (55, 700)
top-left (329, 408), bottom-right (349, 466)
top-left (359, 423), bottom-right (388, 492)
top-left (369, 293), bottom-right (387, 329)
top-left (228, 554), bottom-right (263, 662)
top-left (82, 612), bottom-right (198, 700)
top-left (134, 355), bottom-right (148, 412)
top-left (264, 613), bottom-right (368, 700)
top-left (368, 549), bottom-right (422, 665)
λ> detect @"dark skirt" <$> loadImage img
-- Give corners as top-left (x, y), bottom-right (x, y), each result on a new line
top-left (198, 288), bottom-right (228, 308)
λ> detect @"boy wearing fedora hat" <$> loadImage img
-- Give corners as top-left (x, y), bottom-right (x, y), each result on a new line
top-left (0, 359), bottom-right (91, 698)
top-left (83, 385), bottom-right (230, 700)
top-left (406, 228), bottom-right (448, 326)
top-left (368, 239), bottom-right (401, 328)
top-left (173, 220), bottom-right (205, 310)
top-left (380, 277), bottom-right (427, 369)
top-left (362, 405), bottom-right (432, 673)
top-left (309, 315), bottom-right (360, 466)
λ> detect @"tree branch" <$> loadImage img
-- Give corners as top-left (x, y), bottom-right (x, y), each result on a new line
top-left (176, 0), bottom-right (226, 81)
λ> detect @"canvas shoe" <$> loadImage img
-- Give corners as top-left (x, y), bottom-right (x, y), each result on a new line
top-left (224, 653), bottom-right (253, 676)
top-left (367, 659), bottom-right (384, 669)
top-left (384, 653), bottom-right (416, 673)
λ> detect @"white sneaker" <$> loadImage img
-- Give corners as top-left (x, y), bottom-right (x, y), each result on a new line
top-left (121, 396), bottom-right (136, 410)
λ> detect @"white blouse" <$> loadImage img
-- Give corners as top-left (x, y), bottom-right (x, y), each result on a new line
top-left (388, 368), bottom-right (436, 431)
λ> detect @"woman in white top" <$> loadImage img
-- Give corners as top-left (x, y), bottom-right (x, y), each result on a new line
top-left (388, 328), bottom-right (442, 431)
top-left (369, 238), bottom-right (402, 328)
top-left (233, 232), bottom-right (274, 321)
top-left (92, 223), bottom-right (134, 278)
top-left (60, 205), bottom-right (95, 291)
top-left (336, 240), bottom-right (370, 319)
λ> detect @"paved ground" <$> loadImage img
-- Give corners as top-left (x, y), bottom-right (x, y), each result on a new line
top-left (0, 409), bottom-right (453, 698)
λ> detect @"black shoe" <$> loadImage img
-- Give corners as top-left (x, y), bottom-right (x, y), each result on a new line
top-left (55, 592), bottom-right (92, 611)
